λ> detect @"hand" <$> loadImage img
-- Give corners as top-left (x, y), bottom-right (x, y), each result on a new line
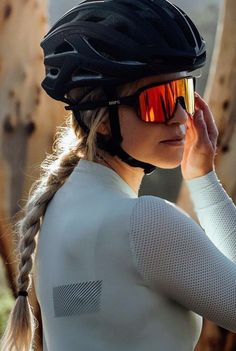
top-left (181, 92), bottom-right (219, 181)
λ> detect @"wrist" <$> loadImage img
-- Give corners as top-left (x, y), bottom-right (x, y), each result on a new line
top-left (183, 166), bottom-right (214, 181)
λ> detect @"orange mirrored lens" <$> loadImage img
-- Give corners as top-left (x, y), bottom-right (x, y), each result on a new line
top-left (138, 78), bottom-right (194, 123)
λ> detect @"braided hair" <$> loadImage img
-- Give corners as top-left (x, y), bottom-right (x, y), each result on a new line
top-left (0, 86), bottom-right (110, 351)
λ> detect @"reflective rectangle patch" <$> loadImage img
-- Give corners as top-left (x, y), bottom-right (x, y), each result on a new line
top-left (53, 280), bottom-right (102, 317)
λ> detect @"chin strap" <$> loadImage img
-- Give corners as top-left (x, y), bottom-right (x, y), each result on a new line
top-left (97, 104), bottom-right (156, 175)
top-left (66, 98), bottom-right (157, 175)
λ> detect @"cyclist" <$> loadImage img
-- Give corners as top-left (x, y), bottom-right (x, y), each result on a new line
top-left (1, 1), bottom-right (236, 350)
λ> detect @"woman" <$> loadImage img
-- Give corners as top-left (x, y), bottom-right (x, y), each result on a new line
top-left (1, 1), bottom-right (236, 350)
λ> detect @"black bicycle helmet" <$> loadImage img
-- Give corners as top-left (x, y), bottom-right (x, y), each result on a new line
top-left (40, 0), bottom-right (206, 174)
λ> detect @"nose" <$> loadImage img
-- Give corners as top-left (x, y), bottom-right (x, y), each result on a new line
top-left (167, 102), bottom-right (188, 126)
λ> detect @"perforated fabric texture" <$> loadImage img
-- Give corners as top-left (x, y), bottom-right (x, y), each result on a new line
top-left (186, 171), bottom-right (236, 258)
top-left (34, 162), bottom-right (236, 351)
top-left (129, 171), bottom-right (236, 332)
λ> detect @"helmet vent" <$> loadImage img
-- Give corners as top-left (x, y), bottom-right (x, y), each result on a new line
top-left (54, 41), bottom-right (75, 54)
top-left (71, 67), bottom-right (101, 80)
top-left (85, 37), bottom-right (127, 61)
top-left (170, 6), bottom-right (197, 48)
top-left (85, 15), bottom-right (104, 23)
top-left (50, 68), bottom-right (60, 76)
top-left (113, 24), bottom-right (130, 37)
top-left (47, 11), bottom-right (79, 36)
top-left (185, 15), bottom-right (204, 48)
top-left (149, 17), bottom-right (182, 49)
top-left (78, 8), bottom-right (107, 23)
top-left (174, 16), bottom-right (196, 48)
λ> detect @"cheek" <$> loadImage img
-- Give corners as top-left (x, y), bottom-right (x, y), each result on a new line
top-left (118, 106), bottom-right (142, 142)
top-left (119, 106), bottom-right (163, 144)
top-left (118, 106), bottom-right (185, 166)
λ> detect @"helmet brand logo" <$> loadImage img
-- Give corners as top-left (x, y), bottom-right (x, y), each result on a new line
top-left (109, 100), bottom-right (121, 106)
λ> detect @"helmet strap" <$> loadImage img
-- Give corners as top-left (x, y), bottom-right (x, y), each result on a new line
top-left (73, 110), bottom-right (90, 134)
top-left (97, 99), bottom-right (156, 175)
top-left (72, 89), bottom-right (157, 175)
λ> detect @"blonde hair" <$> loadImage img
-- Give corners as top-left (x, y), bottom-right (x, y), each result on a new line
top-left (0, 86), bottom-right (110, 351)
top-left (0, 74), bottom-right (164, 350)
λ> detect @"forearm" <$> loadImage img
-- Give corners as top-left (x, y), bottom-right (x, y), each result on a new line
top-left (186, 171), bottom-right (236, 261)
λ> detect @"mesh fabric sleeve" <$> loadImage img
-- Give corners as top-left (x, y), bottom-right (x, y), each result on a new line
top-left (186, 170), bottom-right (236, 261)
top-left (129, 171), bottom-right (236, 333)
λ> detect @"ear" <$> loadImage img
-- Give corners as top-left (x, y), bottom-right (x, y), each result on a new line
top-left (97, 119), bottom-right (111, 136)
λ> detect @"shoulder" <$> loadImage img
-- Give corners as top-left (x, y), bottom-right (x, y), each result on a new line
top-left (132, 195), bottom-right (192, 224)
top-left (128, 195), bottom-right (197, 248)
top-left (128, 195), bottom-right (202, 281)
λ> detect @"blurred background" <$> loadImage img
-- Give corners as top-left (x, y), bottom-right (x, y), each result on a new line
top-left (0, 0), bottom-right (235, 350)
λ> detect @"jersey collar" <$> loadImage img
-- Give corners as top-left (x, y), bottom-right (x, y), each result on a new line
top-left (74, 159), bottom-right (138, 198)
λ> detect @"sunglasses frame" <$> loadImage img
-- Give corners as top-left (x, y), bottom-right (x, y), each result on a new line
top-left (65, 76), bottom-right (196, 123)
top-left (119, 76), bottom-right (196, 123)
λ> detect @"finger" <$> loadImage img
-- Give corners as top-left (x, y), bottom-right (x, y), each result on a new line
top-left (186, 116), bottom-right (197, 141)
top-left (194, 92), bottom-right (219, 141)
top-left (185, 112), bottom-right (202, 147)
top-left (194, 97), bottom-right (218, 149)
top-left (193, 110), bottom-right (212, 147)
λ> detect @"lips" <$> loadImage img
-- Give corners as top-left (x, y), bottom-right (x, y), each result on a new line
top-left (161, 135), bottom-right (185, 142)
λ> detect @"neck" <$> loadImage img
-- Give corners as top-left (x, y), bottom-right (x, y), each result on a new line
top-left (95, 153), bottom-right (144, 195)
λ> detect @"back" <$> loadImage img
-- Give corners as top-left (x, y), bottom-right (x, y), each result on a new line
top-left (33, 160), bottom-right (203, 350)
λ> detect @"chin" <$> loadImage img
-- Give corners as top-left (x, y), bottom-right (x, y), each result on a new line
top-left (153, 158), bottom-right (182, 169)
top-left (160, 163), bottom-right (181, 169)
top-left (148, 146), bottom-right (184, 168)
top-left (136, 150), bottom-right (183, 169)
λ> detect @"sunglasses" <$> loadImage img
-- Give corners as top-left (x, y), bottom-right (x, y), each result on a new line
top-left (65, 76), bottom-right (196, 123)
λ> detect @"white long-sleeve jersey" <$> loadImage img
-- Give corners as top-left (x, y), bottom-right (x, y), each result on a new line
top-left (34, 159), bottom-right (236, 351)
